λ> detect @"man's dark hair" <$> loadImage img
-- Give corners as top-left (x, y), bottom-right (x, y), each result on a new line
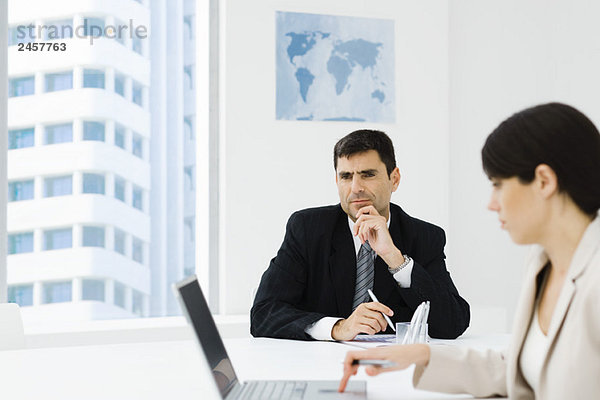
top-left (482, 102), bottom-right (600, 217)
top-left (333, 129), bottom-right (397, 176)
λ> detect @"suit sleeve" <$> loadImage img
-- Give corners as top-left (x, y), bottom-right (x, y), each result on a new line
top-left (250, 212), bottom-right (326, 340)
top-left (398, 227), bottom-right (470, 339)
top-left (413, 345), bottom-right (508, 398)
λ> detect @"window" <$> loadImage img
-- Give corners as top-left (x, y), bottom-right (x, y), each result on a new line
top-left (184, 166), bottom-right (195, 191)
top-left (114, 124), bottom-right (126, 149)
top-left (43, 19), bottom-right (73, 40)
top-left (45, 71), bottom-right (73, 92)
top-left (114, 281), bottom-right (126, 308)
top-left (82, 279), bottom-right (105, 301)
top-left (82, 173), bottom-right (105, 194)
top-left (9, 76), bottom-right (34, 97)
top-left (83, 69), bottom-right (105, 89)
top-left (82, 226), bottom-right (105, 248)
top-left (132, 134), bottom-right (143, 158)
top-left (132, 185), bottom-right (143, 211)
top-left (114, 229), bottom-right (126, 255)
top-left (43, 281), bottom-right (72, 303)
top-left (132, 290), bottom-right (144, 316)
top-left (45, 123), bottom-right (73, 144)
top-left (8, 284), bottom-right (34, 307)
top-left (44, 175), bottom-right (72, 197)
top-left (184, 116), bottom-right (194, 140)
top-left (8, 180), bottom-right (34, 201)
top-left (44, 228), bottom-right (72, 250)
top-left (132, 36), bottom-right (143, 55)
top-left (83, 121), bottom-right (105, 142)
top-left (184, 65), bottom-right (193, 89)
top-left (132, 81), bottom-right (143, 106)
top-left (113, 19), bottom-right (126, 46)
top-left (8, 25), bottom-right (35, 46)
top-left (8, 232), bottom-right (34, 254)
top-left (8, 128), bottom-right (34, 149)
top-left (114, 73), bottom-right (125, 97)
top-left (132, 237), bottom-right (143, 264)
top-left (83, 17), bottom-right (105, 37)
top-left (114, 176), bottom-right (126, 202)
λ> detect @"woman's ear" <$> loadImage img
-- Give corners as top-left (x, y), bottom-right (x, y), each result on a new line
top-left (534, 164), bottom-right (558, 198)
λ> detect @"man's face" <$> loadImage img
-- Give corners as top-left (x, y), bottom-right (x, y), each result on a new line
top-left (336, 150), bottom-right (400, 221)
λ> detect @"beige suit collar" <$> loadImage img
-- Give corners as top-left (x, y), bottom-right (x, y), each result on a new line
top-left (509, 216), bottom-right (600, 397)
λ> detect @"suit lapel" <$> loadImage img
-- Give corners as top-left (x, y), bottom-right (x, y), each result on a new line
top-left (329, 212), bottom-right (357, 317)
top-left (543, 217), bottom-right (600, 353)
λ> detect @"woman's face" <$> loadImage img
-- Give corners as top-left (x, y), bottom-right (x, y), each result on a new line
top-left (487, 176), bottom-right (545, 244)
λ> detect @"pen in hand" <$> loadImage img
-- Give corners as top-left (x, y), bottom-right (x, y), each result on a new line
top-left (367, 289), bottom-right (396, 332)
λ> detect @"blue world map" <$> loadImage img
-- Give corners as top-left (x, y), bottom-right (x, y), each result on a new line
top-left (276, 12), bottom-right (395, 122)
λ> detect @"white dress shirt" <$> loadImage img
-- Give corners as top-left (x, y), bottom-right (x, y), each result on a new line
top-left (305, 213), bottom-right (414, 340)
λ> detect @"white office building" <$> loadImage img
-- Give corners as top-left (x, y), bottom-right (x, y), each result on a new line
top-left (6, 0), bottom-right (196, 324)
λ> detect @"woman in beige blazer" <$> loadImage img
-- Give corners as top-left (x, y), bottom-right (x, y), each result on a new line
top-left (339, 102), bottom-right (600, 400)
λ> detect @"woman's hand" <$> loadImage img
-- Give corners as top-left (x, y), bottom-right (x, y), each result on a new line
top-left (338, 344), bottom-right (431, 392)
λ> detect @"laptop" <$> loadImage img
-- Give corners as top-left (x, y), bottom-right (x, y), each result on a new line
top-left (174, 276), bottom-right (367, 400)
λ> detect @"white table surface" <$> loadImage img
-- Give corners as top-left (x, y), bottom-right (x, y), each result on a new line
top-left (0, 334), bottom-right (509, 400)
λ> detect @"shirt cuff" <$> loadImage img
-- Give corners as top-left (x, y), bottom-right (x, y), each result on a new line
top-left (391, 258), bottom-right (414, 288)
top-left (305, 317), bottom-right (343, 341)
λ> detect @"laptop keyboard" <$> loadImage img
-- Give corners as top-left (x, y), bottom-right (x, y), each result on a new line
top-left (238, 381), bottom-right (307, 400)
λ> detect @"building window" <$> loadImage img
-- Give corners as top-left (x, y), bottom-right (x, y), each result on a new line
top-left (114, 281), bottom-right (126, 308)
top-left (83, 121), bottom-right (105, 142)
top-left (83, 17), bottom-right (105, 37)
top-left (184, 166), bottom-right (195, 191)
top-left (43, 19), bottom-right (73, 40)
top-left (114, 124), bottom-right (126, 149)
top-left (132, 290), bottom-right (144, 316)
top-left (44, 228), bottom-right (72, 250)
top-left (44, 175), bottom-right (72, 197)
top-left (82, 279), bottom-right (105, 301)
top-left (184, 116), bottom-right (194, 140)
top-left (185, 217), bottom-right (195, 242)
top-left (83, 69), bottom-right (105, 89)
top-left (9, 76), bottom-right (35, 97)
top-left (45, 71), bottom-right (73, 92)
top-left (43, 281), bottom-right (72, 303)
top-left (45, 123), bottom-right (73, 144)
top-left (8, 284), bottom-right (34, 307)
top-left (8, 25), bottom-right (35, 46)
top-left (114, 176), bottom-right (126, 202)
top-left (114, 73), bottom-right (125, 97)
top-left (82, 226), bottom-right (105, 248)
top-left (8, 127), bottom-right (35, 149)
top-left (132, 134), bottom-right (143, 158)
top-left (8, 232), bottom-right (34, 254)
top-left (132, 36), bottom-right (143, 55)
top-left (184, 65), bottom-right (193, 89)
top-left (8, 180), bottom-right (34, 202)
top-left (113, 19), bottom-right (126, 46)
top-left (132, 185), bottom-right (143, 211)
top-left (132, 237), bottom-right (143, 263)
top-left (114, 229), bottom-right (126, 255)
top-left (132, 81), bottom-right (143, 107)
top-left (82, 173), bottom-right (105, 194)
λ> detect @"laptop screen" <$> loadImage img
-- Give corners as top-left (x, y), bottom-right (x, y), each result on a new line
top-left (176, 277), bottom-right (239, 397)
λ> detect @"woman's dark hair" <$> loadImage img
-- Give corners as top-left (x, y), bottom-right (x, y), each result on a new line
top-left (482, 102), bottom-right (600, 216)
top-left (334, 129), bottom-right (397, 176)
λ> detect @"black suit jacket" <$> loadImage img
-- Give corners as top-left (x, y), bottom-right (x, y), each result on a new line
top-left (250, 203), bottom-right (470, 340)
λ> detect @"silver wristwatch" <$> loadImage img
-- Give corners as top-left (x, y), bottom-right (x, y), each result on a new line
top-left (388, 255), bottom-right (412, 274)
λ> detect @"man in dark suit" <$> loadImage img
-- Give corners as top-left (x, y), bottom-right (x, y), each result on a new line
top-left (251, 130), bottom-right (470, 341)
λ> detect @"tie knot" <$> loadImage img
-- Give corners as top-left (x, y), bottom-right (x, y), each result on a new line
top-left (362, 241), bottom-right (372, 253)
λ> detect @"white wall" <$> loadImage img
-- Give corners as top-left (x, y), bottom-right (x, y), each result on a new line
top-left (219, 0), bottom-right (600, 333)
top-left (220, 0), bottom-right (450, 314)
top-left (448, 0), bottom-right (600, 333)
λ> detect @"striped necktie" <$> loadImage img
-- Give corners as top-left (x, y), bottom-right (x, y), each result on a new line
top-left (352, 241), bottom-right (375, 310)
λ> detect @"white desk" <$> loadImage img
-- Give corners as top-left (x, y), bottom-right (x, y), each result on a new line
top-left (0, 334), bottom-right (509, 400)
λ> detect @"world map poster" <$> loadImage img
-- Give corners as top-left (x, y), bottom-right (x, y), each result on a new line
top-left (276, 11), bottom-right (395, 123)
